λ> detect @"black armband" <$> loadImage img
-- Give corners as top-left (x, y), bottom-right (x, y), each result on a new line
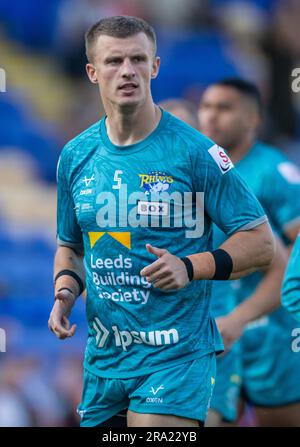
top-left (54, 269), bottom-right (84, 295)
top-left (180, 257), bottom-right (194, 281)
top-left (211, 249), bottom-right (233, 280)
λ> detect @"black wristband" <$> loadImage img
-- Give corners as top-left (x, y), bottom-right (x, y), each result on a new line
top-left (54, 270), bottom-right (84, 295)
top-left (180, 257), bottom-right (194, 281)
top-left (211, 249), bottom-right (233, 280)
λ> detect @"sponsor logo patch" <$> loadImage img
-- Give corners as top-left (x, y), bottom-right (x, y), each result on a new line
top-left (92, 319), bottom-right (179, 351)
top-left (82, 174), bottom-right (95, 187)
top-left (80, 188), bottom-right (92, 195)
top-left (208, 144), bottom-right (234, 174)
top-left (150, 385), bottom-right (164, 395)
top-left (138, 171), bottom-right (173, 194)
top-left (137, 200), bottom-right (169, 216)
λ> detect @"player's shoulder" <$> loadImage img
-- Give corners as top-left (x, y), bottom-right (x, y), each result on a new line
top-left (164, 110), bottom-right (222, 168)
top-left (253, 141), bottom-right (287, 164)
top-left (164, 112), bottom-right (234, 175)
top-left (165, 110), bottom-right (213, 150)
top-left (254, 141), bottom-right (300, 182)
top-left (60, 120), bottom-right (101, 160)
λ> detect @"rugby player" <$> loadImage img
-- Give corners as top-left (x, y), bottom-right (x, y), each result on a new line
top-left (198, 78), bottom-right (300, 426)
top-left (160, 98), bottom-right (287, 426)
top-left (48, 17), bottom-right (274, 427)
top-left (282, 232), bottom-right (300, 321)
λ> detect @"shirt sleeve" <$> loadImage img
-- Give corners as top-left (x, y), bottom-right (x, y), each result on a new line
top-left (56, 148), bottom-right (84, 252)
top-left (282, 234), bottom-right (300, 321)
top-left (264, 161), bottom-right (300, 236)
top-left (192, 143), bottom-right (268, 236)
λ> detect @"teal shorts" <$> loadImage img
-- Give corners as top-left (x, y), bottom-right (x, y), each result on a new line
top-left (241, 316), bottom-right (300, 407)
top-left (77, 353), bottom-right (216, 426)
top-left (210, 343), bottom-right (242, 422)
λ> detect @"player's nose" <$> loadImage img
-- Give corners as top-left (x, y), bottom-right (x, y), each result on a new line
top-left (200, 109), bottom-right (218, 124)
top-left (121, 58), bottom-right (136, 78)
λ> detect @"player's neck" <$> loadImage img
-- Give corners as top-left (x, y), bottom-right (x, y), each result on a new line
top-left (105, 101), bottom-right (161, 147)
top-left (229, 136), bottom-right (256, 164)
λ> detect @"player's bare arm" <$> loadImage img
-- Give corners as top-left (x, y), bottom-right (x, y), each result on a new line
top-left (141, 222), bottom-right (275, 290)
top-left (285, 225), bottom-right (300, 244)
top-left (48, 246), bottom-right (85, 339)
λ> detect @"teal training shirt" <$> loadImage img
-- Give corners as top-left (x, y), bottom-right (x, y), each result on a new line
top-left (56, 110), bottom-right (267, 378)
top-left (282, 233), bottom-right (300, 321)
top-left (235, 141), bottom-right (300, 306)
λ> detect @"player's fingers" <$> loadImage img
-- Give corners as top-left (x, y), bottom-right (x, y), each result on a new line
top-left (51, 325), bottom-right (68, 339)
top-left (62, 316), bottom-right (77, 336)
top-left (140, 257), bottom-right (163, 277)
top-left (153, 278), bottom-right (177, 290)
top-left (146, 243), bottom-right (168, 258)
top-left (62, 315), bottom-right (70, 330)
top-left (69, 324), bottom-right (77, 336)
top-left (48, 315), bottom-right (59, 333)
top-left (64, 323), bottom-right (77, 337)
top-left (146, 267), bottom-right (170, 284)
top-left (49, 316), bottom-right (74, 339)
top-left (54, 325), bottom-right (75, 339)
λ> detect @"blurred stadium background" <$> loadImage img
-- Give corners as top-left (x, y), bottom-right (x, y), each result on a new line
top-left (0, 0), bottom-right (300, 426)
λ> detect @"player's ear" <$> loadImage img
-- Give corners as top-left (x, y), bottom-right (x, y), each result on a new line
top-left (151, 56), bottom-right (160, 79)
top-left (86, 63), bottom-right (98, 84)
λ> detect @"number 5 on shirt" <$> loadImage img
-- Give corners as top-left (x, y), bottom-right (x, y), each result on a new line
top-left (112, 170), bottom-right (123, 189)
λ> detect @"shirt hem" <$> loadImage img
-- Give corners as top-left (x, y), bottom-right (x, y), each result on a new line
top-left (83, 345), bottom-right (224, 379)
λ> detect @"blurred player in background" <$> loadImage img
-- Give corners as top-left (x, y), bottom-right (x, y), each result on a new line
top-left (160, 98), bottom-right (287, 427)
top-left (198, 78), bottom-right (300, 427)
top-left (159, 99), bottom-right (243, 426)
top-left (282, 232), bottom-right (300, 321)
top-left (48, 16), bottom-right (275, 427)
top-left (157, 99), bottom-right (199, 129)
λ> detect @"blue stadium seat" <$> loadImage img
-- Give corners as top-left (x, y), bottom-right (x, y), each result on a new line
top-left (0, 95), bottom-right (60, 181)
top-left (153, 31), bottom-right (239, 101)
top-left (0, 0), bottom-right (62, 49)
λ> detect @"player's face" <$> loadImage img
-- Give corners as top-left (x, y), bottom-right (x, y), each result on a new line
top-left (86, 33), bottom-right (160, 109)
top-left (198, 85), bottom-right (258, 149)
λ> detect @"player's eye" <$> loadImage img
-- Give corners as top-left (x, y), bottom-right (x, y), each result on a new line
top-left (199, 103), bottom-right (211, 110)
top-left (219, 104), bottom-right (232, 111)
top-left (132, 55), bottom-right (145, 62)
top-left (106, 58), bottom-right (122, 65)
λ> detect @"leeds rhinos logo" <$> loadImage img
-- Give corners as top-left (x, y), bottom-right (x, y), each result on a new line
top-left (138, 171), bottom-right (173, 195)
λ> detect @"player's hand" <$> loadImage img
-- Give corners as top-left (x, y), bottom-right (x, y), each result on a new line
top-left (48, 289), bottom-right (77, 339)
top-left (216, 313), bottom-right (245, 351)
top-left (140, 243), bottom-right (190, 291)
